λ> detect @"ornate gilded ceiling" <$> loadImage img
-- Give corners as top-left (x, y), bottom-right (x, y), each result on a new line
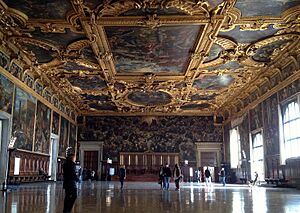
top-left (0, 0), bottom-right (300, 117)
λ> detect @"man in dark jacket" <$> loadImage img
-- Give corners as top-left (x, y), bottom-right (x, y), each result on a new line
top-left (119, 165), bottom-right (126, 189)
top-left (163, 164), bottom-right (172, 190)
top-left (63, 148), bottom-right (79, 213)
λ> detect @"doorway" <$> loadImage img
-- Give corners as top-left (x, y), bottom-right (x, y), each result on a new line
top-left (49, 133), bottom-right (59, 181)
top-left (251, 132), bottom-right (264, 182)
top-left (0, 113), bottom-right (11, 189)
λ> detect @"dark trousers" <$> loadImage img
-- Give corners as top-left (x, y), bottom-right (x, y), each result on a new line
top-left (120, 177), bottom-right (125, 188)
top-left (63, 187), bottom-right (77, 213)
top-left (175, 179), bottom-right (180, 189)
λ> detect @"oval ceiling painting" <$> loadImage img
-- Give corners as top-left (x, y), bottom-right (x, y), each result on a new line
top-left (127, 91), bottom-right (172, 106)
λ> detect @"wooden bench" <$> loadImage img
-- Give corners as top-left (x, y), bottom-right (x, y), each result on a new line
top-left (265, 178), bottom-right (289, 186)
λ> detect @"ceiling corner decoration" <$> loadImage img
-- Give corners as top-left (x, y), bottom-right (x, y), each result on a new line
top-left (0, 0), bottom-right (299, 116)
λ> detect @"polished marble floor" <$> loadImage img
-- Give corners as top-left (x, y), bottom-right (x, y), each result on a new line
top-left (1, 181), bottom-right (300, 213)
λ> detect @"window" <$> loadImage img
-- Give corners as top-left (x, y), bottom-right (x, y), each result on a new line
top-left (251, 132), bottom-right (264, 180)
top-left (281, 100), bottom-right (300, 159)
top-left (230, 127), bottom-right (241, 168)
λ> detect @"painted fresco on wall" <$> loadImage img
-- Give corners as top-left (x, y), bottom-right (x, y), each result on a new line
top-left (22, 43), bottom-right (54, 63)
top-left (219, 25), bottom-right (280, 44)
top-left (105, 25), bottom-right (203, 73)
top-left (78, 116), bottom-right (223, 161)
top-left (59, 117), bottom-right (69, 157)
top-left (4, 0), bottom-right (72, 19)
top-left (52, 111), bottom-right (60, 135)
top-left (12, 87), bottom-right (37, 151)
top-left (252, 40), bottom-right (291, 63)
top-left (82, 94), bottom-right (110, 102)
top-left (81, 46), bottom-right (98, 64)
top-left (9, 62), bottom-right (23, 79)
top-left (263, 94), bottom-right (280, 155)
top-left (30, 28), bottom-right (86, 47)
top-left (278, 79), bottom-right (300, 102)
top-left (249, 103), bottom-right (263, 131)
top-left (67, 76), bottom-right (107, 90)
top-left (89, 103), bottom-right (117, 111)
top-left (180, 103), bottom-right (210, 110)
top-left (207, 61), bottom-right (243, 71)
top-left (34, 101), bottom-right (51, 154)
top-left (0, 73), bottom-right (13, 113)
top-left (69, 123), bottom-right (77, 150)
top-left (193, 75), bottom-right (234, 90)
top-left (235, 0), bottom-right (300, 17)
top-left (204, 43), bottom-right (223, 62)
top-left (127, 91), bottom-right (172, 106)
top-left (59, 61), bottom-right (97, 72)
top-left (191, 93), bottom-right (217, 101)
top-left (238, 113), bottom-right (251, 179)
top-left (0, 51), bottom-right (10, 69)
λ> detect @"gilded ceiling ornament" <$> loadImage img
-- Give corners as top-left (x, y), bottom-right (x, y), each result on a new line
top-left (138, 14), bottom-right (161, 29)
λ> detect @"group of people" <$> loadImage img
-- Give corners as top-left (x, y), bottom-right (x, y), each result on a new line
top-left (159, 163), bottom-right (183, 190)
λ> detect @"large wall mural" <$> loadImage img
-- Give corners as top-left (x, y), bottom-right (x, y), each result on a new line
top-left (69, 123), bottom-right (77, 150)
top-left (249, 103), bottom-right (263, 131)
top-left (0, 73), bottom-right (14, 113)
top-left (52, 111), bottom-right (60, 135)
top-left (105, 25), bottom-right (203, 73)
top-left (59, 117), bottom-right (69, 157)
top-left (12, 87), bottom-right (37, 151)
top-left (34, 101), bottom-right (51, 154)
top-left (263, 94), bottom-right (280, 156)
top-left (78, 116), bottom-right (223, 162)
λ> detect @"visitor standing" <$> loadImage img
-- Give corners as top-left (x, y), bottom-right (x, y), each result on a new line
top-left (63, 147), bottom-right (79, 213)
top-left (119, 165), bottom-right (126, 189)
top-left (158, 165), bottom-right (164, 189)
top-left (163, 164), bottom-right (172, 190)
top-left (219, 168), bottom-right (226, 186)
top-left (173, 164), bottom-right (182, 190)
top-left (204, 167), bottom-right (212, 187)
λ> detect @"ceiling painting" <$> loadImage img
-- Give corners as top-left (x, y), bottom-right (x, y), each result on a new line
top-left (127, 91), bottom-right (172, 106)
top-left (105, 25), bottom-right (203, 73)
top-left (4, 0), bottom-right (72, 19)
top-left (235, 0), bottom-right (300, 17)
top-left (193, 75), bottom-right (234, 90)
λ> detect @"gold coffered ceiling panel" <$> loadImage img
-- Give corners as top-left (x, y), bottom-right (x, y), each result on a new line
top-left (0, 0), bottom-right (300, 117)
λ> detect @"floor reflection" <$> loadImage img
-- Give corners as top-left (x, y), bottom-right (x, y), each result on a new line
top-left (1, 182), bottom-right (300, 213)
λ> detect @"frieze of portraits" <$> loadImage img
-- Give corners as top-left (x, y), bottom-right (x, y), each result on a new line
top-left (78, 116), bottom-right (223, 161)
top-left (0, 73), bottom-right (14, 114)
top-left (278, 80), bottom-right (300, 102)
top-left (12, 87), bottom-right (37, 151)
top-left (0, 51), bottom-right (10, 69)
top-left (9, 62), bottom-right (23, 79)
top-left (59, 116), bottom-right (69, 157)
top-left (34, 101), bottom-right (51, 154)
